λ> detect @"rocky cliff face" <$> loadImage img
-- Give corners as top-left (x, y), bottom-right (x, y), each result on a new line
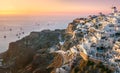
top-left (66, 22), bottom-right (77, 34)
top-left (1, 29), bottom-right (113, 73)
top-left (2, 29), bottom-right (66, 73)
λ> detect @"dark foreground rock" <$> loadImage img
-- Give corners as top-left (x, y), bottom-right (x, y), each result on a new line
top-left (1, 29), bottom-right (66, 73)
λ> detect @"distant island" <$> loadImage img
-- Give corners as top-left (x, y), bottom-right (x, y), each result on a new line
top-left (0, 7), bottom-right (120, 73)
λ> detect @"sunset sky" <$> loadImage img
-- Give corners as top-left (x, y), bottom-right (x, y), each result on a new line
top-left (0, 0), bottom-right (120, 15)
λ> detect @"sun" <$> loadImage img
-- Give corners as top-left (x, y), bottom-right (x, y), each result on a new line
top-left (0, 10), bottom-right (35, 16)
top-left (0, 11), bottom-right (17, 15)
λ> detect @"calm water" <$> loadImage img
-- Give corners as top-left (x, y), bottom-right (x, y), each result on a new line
top-left (0, 14), bottom-right (86, 53)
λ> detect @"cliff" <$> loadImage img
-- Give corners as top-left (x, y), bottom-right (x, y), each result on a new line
top-left (1, 26), bottom-right (113, 73)
top-left (2, 29), bottom-right (66, 73)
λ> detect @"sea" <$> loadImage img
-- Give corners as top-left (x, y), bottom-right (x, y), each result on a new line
top-left (0, 14), bottom-right (87, 53)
